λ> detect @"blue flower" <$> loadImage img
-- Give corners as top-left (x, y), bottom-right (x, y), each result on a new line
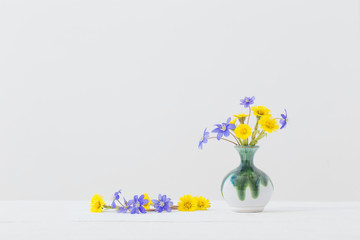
top-left (240, 96), bottom-right (255, 108)
top-left (198, 128), bottom-right (210, 150)
top-left (111, 190), bottom-right (122, 209)
top-left (212, 117), bottom-right (236, 140)
top-left (152, 194), bottom-right (173, 213)
top-left (279, 109), bottom-right (288, 129)
top-left (128, 195), bottom-right (149, 214)
top-left (117, 197), bottom-right (131, 213)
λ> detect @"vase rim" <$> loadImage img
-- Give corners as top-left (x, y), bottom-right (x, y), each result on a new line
top-left (234, 145), bottom-right (259, 149)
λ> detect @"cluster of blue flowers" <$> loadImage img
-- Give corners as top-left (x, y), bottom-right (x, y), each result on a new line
top-left (111, 190), bottom-right (173, 214)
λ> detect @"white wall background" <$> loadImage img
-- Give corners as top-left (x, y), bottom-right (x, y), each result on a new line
top-left (0, 0), bottom-right (359, 201)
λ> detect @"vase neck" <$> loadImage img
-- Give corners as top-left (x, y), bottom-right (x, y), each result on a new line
top-left (235, 146), bottom-right (259, 170)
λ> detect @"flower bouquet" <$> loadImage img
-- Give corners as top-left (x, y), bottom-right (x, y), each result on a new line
top-left (198, 96), bottom-right (288, 212)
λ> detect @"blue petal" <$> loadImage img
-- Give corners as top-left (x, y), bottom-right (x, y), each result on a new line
top-left (138, 194), bottom-right (144, 202)
top-left (117, 207), bottom-right (128, 213)
top-left (228, 124), bottom-right (236, 130)
top-left (152, 199), bottom-right (159, 204)
top-left (139, 206), bottom-right (146, 214)
top-left (111, 200), bottom-right (116, 209)
top-left (226, 117), bottom-right (231, 124)
top-left (133, 195), bottom-right (138, 202)
top-left (164, 205), bottom-right (171, 212)
top-left (212, 128), bottom-right (220, 133)
top-left (224, 130), bottom-right (230, 137)
top-left (128, 200), bottom-right (134, 206)
top-left (217, 132), bottom-right (223, 140)
top-left (280, 121), bottom-right (287, 129)
top-left (131, 208), bottom-right (139, 214)
top-left (114, 193), bottom-right (120, 200)
top-left (141, 199), bottom-right (149, 205)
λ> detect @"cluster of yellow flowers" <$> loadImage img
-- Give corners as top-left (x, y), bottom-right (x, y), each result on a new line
top-left (178, 195), bottom-right (211, 211)
top-left (232, 106), bottom-right (280, 146)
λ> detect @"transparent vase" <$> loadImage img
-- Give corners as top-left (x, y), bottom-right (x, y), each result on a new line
top-left (221, 145), bottom-right (273, 212)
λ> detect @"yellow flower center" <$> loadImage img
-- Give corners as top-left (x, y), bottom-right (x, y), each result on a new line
top-left (200, 137), bottom-right (203, 141)
top-left (185, 202), bottom-right (192, 209)
top-left (246, 99), bottom-right (249, 102)
top-left (198, 201), bottom-right (204, 207)
top-left (160, 201), bottom-right (165, 207)
top-left (266, 121), bottom-right (275, 128)
top-left (221, 125), bottom-right (226, 131)
top-left (258, 110), bottom-right (264, 115)
top-left (136, 203), bottom-right (140, 207)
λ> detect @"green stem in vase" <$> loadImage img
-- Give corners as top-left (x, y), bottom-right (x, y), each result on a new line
top-left (251, 130), bottom-right (267, 146)
top-left (250, 117), bottom-right (260, 145)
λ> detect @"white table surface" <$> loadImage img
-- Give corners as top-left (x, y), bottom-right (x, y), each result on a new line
top-left (0, 201), bottom-right (359, 240)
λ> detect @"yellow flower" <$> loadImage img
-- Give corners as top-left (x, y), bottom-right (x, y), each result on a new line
top-left (229, 118), bottom-right (237, 124)
top-left (233, 113), bottom-right (249, 124)
top-left (233, 113), bottom-right (249, 119)
top-left (234, 124), bottom-right (252, 140)
top-left (90, 194), bottom-right (106, 213)
top-left (142, 193), bottom-right (152, 210)
top-left (259, 116), bottom-right (279, 133)
top-left (178, 195), bottom-right (197, 211)
top-left (194, 196), bottom-right (211, 210)
top-left (251, 106), bottom-right (271, 117)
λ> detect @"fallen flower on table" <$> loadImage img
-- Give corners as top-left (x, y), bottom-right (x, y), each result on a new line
top-left (111, 190), bottom-right (121, 209)
top-left (90, 190), bottom-right (211, 213)
top-left (90, 194), bottom-right (108, 213)
top-left (194, 196), bottom-right (211, 210)
top-left (178, 195), bottom-right (198, 211)
top-left (152, 194), bottom-right (173, 213)
top-left (142, 193), bottom-right (152, 210)
top-left (128, 195), bottom-right (148, 214)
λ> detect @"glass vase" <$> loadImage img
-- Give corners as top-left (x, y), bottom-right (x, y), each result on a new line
top-left (221, 145), bottom-right (273, 212)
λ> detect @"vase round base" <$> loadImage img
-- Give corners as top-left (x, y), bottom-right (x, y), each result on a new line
top-left (221, 146), bottom-right (274, 214)
top-left (230, 206), bottom-right (264, 213)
